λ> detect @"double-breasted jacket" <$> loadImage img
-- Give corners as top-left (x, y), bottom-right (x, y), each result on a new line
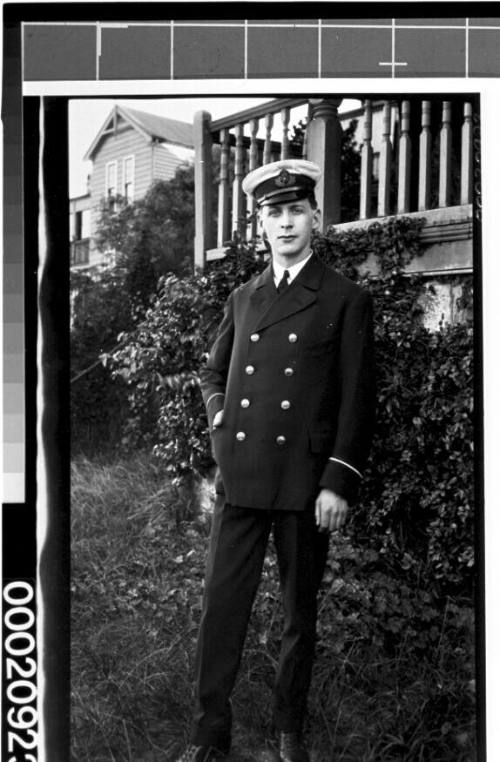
top-left (199, 254), bottom-right (376, 511)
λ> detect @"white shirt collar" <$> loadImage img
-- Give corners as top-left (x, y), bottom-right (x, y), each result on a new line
top-left (273, 251), bottom-right (313, 287)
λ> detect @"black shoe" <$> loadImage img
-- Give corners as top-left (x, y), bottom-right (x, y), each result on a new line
top-left (279, 732), bottom-right (310, 762)
top-left (175, 745), bottom-right (228, 762)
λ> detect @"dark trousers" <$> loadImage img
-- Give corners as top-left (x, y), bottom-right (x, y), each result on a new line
top-left (190, 494), bottom-right (329, 750)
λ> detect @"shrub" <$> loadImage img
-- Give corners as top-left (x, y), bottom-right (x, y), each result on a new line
top-left (71, 167), bottom-right (201, 454)
top-left (107, 239), bottom-right (268, 472)
top-left (106, 219), bottom-right (474, 597)
top-left (70, 268), bottom-right (132, 454)
top-left (95, 167), bottom-right (196, 287)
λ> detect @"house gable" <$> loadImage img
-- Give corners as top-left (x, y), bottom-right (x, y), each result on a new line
top-left (84, 104), bottom-right (193, 161)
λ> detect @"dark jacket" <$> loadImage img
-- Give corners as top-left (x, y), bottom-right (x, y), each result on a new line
top-left (199, 254), bottom-right (376, 510)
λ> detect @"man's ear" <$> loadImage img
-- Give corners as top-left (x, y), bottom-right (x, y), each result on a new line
top-left (312, 207), bottom-right (322, 231)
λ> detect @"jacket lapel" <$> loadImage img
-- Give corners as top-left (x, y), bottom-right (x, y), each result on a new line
top-left (250, 255), bottom-right (325, 332)
top-left (248, 264), bottom-right (276, 317)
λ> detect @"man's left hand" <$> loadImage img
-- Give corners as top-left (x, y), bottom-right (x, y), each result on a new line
top-left (315, 489), bottom-right (349, 532)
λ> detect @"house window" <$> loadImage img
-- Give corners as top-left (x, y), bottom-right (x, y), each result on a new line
top-left (70, 239), bottom-right (90, 266)
top-left (123, 155), bottom-right (135, 202)
top-left (105, 161), bottom-right (118, 210)
top-left (75, 210), bottom-right (83, 240)
top-left (70, 209), bottom-right (90, 241)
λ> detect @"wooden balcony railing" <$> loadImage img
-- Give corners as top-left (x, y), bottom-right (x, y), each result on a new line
top-left (194, 96), bottom-right (475, 272)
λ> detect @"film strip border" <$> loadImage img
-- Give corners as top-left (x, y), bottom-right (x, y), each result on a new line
top-left (23, 18), bottom-right (500, 80)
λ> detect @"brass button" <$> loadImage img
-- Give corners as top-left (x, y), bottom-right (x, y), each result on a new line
top-left (250, 333), bottom-right (260, 342)
top-left (236, 431), bottom-right (247, 442)
top-left (281, 400), bottom-right (291, 410)
top-left (284, 367), bottom-right (294, 377)
top-left (245, 365), bottom-right (255, 375)
top-left (240, 398), bottom-right (250, 408)
top-left (276, 435), bottom-right (286, 446)
top-left (288, 333), bottom-right (298, 343)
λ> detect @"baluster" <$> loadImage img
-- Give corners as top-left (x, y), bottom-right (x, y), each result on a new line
top-left (359, 100), bottom-right (373, 220)
top-left (263, 112), bottom-right (274, 165)
top-left (461, 102), bottom-right (473, 205)
top-left (232, 123), bottom-right (245, 238)
top-left (281, 107), bottom-right (290, 160)
top-left (248, 118), bottom-right (259, 239)
top-left (302, 122), bottom-right (308, 159)
top-left (302, 103), bottom-right (312, 159)
top-left (439, 101), bottom-right (452, 208)
top-left (193, 110), bottom-right (214, 269)
top-left (249, 118), bottom-right (259, 171)
top-left (418, 101), bottom-right (432, 211)
top-left (217, 128), bottom-right (231, 247)
top-left (390, 102), bottom-right (398, 146)
top-left (378, 101), bottom-right (392, 217)
top-left (397, 100), bottom-right (411, 213)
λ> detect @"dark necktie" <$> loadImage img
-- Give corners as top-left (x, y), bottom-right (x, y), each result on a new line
top-left (277, 269), bottom-right (290, 294)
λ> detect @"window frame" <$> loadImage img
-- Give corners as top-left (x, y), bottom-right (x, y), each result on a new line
top-left (105, 160), bottom-right (118, 210)
top-left (122, 154), bottom-right (135, 203)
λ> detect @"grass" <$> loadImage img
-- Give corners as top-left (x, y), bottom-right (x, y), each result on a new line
top-left (71, 453), bottom-right (477, 761)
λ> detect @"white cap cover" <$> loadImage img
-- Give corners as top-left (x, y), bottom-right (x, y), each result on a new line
top-left (242, 159), bottom-right (322, 206)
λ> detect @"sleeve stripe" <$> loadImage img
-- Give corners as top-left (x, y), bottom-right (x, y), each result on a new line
top-left (206, 392), bottom-right (225, 407)
top-left (328, 457), bottom-right (362, 479)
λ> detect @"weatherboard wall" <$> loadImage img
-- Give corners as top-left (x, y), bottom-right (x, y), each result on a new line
top-left (152, 142), bottom-right (192, 182)
top-left (88, 128), bottom-right (153, 240)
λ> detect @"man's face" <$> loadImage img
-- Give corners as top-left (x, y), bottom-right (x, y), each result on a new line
top-left (259, 198), bottom-right (321, 265)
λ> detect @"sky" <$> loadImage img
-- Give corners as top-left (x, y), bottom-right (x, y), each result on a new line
top-left (68, 97), bottom-right (361, 198)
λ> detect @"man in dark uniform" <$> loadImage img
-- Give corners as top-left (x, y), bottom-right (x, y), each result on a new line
top-left (177, 160), bottom-right (375, 762)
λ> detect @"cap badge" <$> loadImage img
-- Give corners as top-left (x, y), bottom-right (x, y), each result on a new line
top-left (275, 169), bottom-right (292, 188)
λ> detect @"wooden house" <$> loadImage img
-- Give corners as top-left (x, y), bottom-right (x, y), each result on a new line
top-left (70, 104), bottom-right (194, 269)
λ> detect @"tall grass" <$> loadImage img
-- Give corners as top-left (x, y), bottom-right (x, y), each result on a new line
top-left (71, 454), bottom-right (476, 761)
top-left (71, 453), bottom-right (201, 761)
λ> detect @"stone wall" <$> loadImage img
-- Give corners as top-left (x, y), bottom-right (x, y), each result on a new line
top-left (336, 203), bottom-right (474, 330)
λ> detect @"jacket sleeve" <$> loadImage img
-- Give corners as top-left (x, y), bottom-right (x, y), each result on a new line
top-left (319, 287), bottom-right (376, 505)
top-left (199, 290), bottom-right (235, 429)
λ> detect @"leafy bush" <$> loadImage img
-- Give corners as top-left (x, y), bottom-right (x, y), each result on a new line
top-left (71, 165), bottom-right (200, 454)
top-left (107, 240), bottom-right (268, 471)
top-left (107, 218), bottom-right (474, 598)
top-left (95, 167), bottom-right (196, 286)
top-left (70, 268), bottom-right (132, 453)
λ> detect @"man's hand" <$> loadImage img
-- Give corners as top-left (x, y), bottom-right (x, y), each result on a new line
top-left (315, 489), bottom-right (349, 532)
top-left (212, 410), bottom-right (224, 428)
